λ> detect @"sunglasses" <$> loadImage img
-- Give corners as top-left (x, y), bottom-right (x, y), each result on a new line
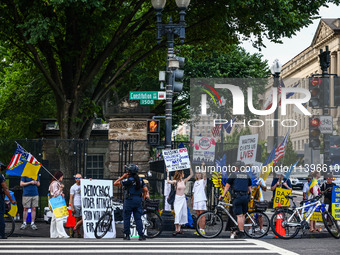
top-left (75, 177), bottom-right (81, 179)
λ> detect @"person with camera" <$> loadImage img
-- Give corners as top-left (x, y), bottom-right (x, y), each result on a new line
top-left (114, 164), bottom-right (149, 241)
top-left (219, 161), bottom-right (252, 239)
top-left (0, 162), bottom-right (17, 239)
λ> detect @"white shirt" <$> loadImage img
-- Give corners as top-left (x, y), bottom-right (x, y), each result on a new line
top-left (257, 178), bottom-right (266, 201)
top-left (164, 180), bottom-right (171, 196)
top-left (70, 183), bottom-right (81, 206)
top-left (192, 179), bottom-right (207, 203)
top-left (302, 182), bottom-right (309, 194)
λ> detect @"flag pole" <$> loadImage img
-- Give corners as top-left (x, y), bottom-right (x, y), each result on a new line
top-left (15, 141), bottom-right (59, 183)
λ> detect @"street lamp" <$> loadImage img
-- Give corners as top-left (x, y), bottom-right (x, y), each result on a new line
top-left (270, 59), bottom-right (282, 149)
top-left (220, 96), bottom-right (226, 157)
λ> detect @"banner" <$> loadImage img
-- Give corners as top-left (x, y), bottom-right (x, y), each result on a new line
top-left (303, 202), bottom-right (328, 221)
top-left (193, 136), bottom-right (216, 164)
top-left (332, 186), bottom-right (340, 220)
top-left (81, 179), bottom-right (116, 238)
top-left (273, 187), bottom-right (291, 208)
top-left (162, 148), bottom-right (191, 172)
top-left (49, 196), bottom-right (68, 218)
top-left (237, 134), bottom-right (258, 165)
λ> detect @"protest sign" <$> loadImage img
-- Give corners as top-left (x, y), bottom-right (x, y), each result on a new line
top-left (237, 134), bottom-right (258, 164)
top-left (332, 186), bottom-right (340, 220)
top-left (193, 136), bottom-right (216, 164)
top-left (81, 179), bottom-right (116, 238)
top-left (303, 202), bottom-right (329, 221)
top-left (162, 148), bottom-right (191, 172)
top-left (273, 187), bottom-right (291, 208)
top-left (49, 196), bottom-right (68, 218)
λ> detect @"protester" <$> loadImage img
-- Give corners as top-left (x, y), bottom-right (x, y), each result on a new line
top-left (49, 170), bottom-right (69, 238)
top-left (250, 175), bottom-right (267, 235)
top-left (308, 171), bottom-right (321, 233)
top-left (303, 175), bottom-right (313, 200)
top-left (321, 174), bottom-right (339, 213)
top-left (20, 175), bottom-right (40, 230)
top-left (0, 162), bottom-right (17, 239)
top-left (191, 165), bottom-right (207, 236)
top-left (70, 173), bottom-right (83, 238)
top-left (271, 171), bottom-right (292, 197)
top-left (219, 161), bottom-right (253, 239)
top-left (113, 164), bottom-right (149, 241)
top-left (166, 167), bottom-right (193, 236)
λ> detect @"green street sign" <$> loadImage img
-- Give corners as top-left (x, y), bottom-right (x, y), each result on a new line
top-left (140, 99), bottom-right (154, 105)
top-left (130, 91), bottom-right (166, 100)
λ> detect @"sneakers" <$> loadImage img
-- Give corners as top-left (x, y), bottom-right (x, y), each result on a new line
top-left (230, 232), bottom-right (236, 239)
top-left (235, 231), bottom-right (246, 239)
top-left (248, 228), bottom-right (253, 235)
top-left (199, 229), bottom-right (205, 235)
top-left (260, 229), bottom-right (265, 234)
top-left (194, 231), bottom-right (200, 236)
top-left (139, 235), bottom-right (146, 241)
top-left (31, 224), bottom-right (38, 230)
top-left (20, 224), bottom-right (27, 230)
top-left (123, 234), bottom-right (130, 240)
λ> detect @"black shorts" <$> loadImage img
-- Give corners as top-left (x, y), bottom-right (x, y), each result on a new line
top-left (232, 195), bottom-right (248, 215)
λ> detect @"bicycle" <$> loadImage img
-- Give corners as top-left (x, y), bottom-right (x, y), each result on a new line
top-left (4, 200), bottom-right (15, 237)
top-left (94, 194), bottom-right (162, 239)
top-left (270, 189), bottom-right (340, 239)
top-left (195, 198), bottom-right (270, 238)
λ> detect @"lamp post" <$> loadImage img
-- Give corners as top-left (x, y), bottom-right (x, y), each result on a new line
top-left (270, 59), bottom-right (282, 149)
top-left (220, 97), bottom-right (226, 157)
top-left (151, 0), bottom-right (191, 230)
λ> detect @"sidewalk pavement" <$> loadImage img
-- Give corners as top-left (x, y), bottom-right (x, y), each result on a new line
top-left (9, 219), bottom-right (332, 239)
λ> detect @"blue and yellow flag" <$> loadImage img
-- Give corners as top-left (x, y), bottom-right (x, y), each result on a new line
top-left (6, 155), bottom-right (41, 180)
top-left (260, 146), bottom-right (276, 181)
top-left (308, 179), bottom-right (319, 196)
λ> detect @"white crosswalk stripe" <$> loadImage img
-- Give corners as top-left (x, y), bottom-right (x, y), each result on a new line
top-left (0, 239), bottom-right (298, 255)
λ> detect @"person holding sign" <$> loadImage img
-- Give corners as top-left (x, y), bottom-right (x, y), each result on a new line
top-left (271, 171), bottom-right (292, 198)
top-left (114, 164), bottom-right (149, 241)
top-left (167, 167), bottom-right (193, 236)
top-left (308, 171), bottom-right (321, 233)
top-left (48, 171), bottom-right (69, 238)
top-left (321, 174), bottom-right (339, 213)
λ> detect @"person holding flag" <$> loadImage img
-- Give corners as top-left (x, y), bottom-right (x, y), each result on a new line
top-left (308, 171), bottom-right (321, 233)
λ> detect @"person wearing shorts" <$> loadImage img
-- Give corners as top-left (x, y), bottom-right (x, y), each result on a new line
top-left (70, 173), bottom-right (83, 238)
top-left (20, 176), bottom-right (40, 230)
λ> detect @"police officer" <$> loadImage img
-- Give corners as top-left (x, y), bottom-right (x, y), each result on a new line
top-left (0, 161), bottom-right (17, 239)
top-left (219, 161), bottom-right (252, 239)
top-left (114, 164), bottom-right (149, 241)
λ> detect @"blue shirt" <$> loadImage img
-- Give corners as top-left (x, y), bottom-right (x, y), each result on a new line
top-left (0, 174), bottom-right (5, 197)
top-left (226, 172), bottom-right (252, 192)
top-left (21, 176), bottom-right (39, 196)
top-left (271, 177), bottom-right (292, 197)
top-left (121, 176), bottom-right (145, 198)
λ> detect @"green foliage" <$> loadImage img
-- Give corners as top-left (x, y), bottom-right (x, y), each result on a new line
top-left (258, 140), bottom-right (269, 163)
top-left (174, 134), bottom-right (189, 141)
top-left (281, 137), bottom-right (299, 166)
top-left (224, 127), bottom-right (252, 150)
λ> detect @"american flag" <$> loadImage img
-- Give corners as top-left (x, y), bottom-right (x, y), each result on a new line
top-left (211, 125), bottom-right (221, 137)
top-left (273, 130), bottom-right (290, 165)
top-left (7, 144), bottom-right (40, 169)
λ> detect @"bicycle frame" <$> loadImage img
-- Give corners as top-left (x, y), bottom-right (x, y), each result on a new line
top-left (286, 199), bottom-right (323, 226)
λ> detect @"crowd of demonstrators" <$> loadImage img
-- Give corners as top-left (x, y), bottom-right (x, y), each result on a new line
top-left (114, 164), bottom-right (149, 241)
top-left (69, 173), bottom-right (83, 238)
top-left (48, 171), bottom-right (69, 239)
top-left (20, 175), bottom-right (40, 231)
top-left (166, 167), bottom-right (193, 236)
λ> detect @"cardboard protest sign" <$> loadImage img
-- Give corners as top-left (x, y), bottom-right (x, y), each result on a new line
top-left (273, 187), bottom-right (291, 208)
top-left (193, 136), bottom-right (216, 164)
top-left (332, 186), bottom-right (340, 220)
top-left (162, 148), bottom-right (191, 172)
top-left (81, 179), bottom-right (116, 238)
top-left (49, 196), bottom-right (68, 218)
top-left (237, 134), bottom-right (258, 164)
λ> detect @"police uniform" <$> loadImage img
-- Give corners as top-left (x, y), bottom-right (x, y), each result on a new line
top-left (226, 171), bottom-right (252, 215)
top-left (121, 176), bottom-right (145, 237)
top-left (0, 173), bottom-right (6, 238)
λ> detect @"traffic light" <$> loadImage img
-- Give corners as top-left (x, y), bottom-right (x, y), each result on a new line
top-left (173, 55), bottom-right (185, 93)
top-left (334, 77), bottom-right (340, 107)
top-left (147, 119), bottom-right (160, 145)
top-left (308, 77), bottom-right (324, 108)
top-left (309, 116), bottom-right (321, 149)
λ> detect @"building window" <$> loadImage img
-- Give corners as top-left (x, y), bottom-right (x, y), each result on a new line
top-left (86, 154), bottom-right (104, 179)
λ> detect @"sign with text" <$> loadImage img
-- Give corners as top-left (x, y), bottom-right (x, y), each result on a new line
top-left (237, 134), bottom-right (258, 165)
top-left (162, 148), bottom-right (191, 172)
top-left (81, 179), bottom-right (116, 239)
top-left (332, 186), bottom-right (340, 220)
top-left (49, 196), bottom-right (68, 218)
top-left (320, 116), bottom-right (333, 134)
top-left (273, 187), bottom-right (291, 208)
top-left (303, 202), bottom-right (328, 221)
top-left (193, 136), bottom-right (216, 164)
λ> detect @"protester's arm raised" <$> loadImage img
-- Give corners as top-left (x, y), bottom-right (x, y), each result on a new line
top-left (166, 168), bottom-right (176, 185)
top-left (184, 167), bottom-right (194, 183)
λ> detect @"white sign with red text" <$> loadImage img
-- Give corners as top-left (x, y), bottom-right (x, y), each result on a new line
top-left (237, 134), bottom-right (258, 165)
top-left (193, 136), bottom-right (216, 164)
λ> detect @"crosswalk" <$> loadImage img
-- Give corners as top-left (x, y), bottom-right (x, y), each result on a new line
top-left (0, 239), bottom-right (298, 255)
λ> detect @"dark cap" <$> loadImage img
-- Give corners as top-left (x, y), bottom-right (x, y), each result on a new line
top-left (233, 161), bottom-right (245, 168)
top-left (125, 164), bottom-right (139, 174)
top-left (326, 174), bottom-right (334, 179)
top-left (0, 161), bottom-right (6, 171)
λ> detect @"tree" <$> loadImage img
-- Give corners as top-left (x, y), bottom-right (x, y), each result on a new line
top-left (281, 137), bottom-right (299, 166)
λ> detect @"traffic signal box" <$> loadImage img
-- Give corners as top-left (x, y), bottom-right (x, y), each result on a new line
top-left (309, 117), bottom-right (321, 149)
top-left (147, 120), bottom-right (160, 146)
top-left (334, 77), bottom-right (340, 107)
top-left (308, 77), bottom-right (324, 108)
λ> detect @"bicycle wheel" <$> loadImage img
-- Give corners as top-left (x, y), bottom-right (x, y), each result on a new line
top-left (5, 213), bottom-right (15, 237)
top-left (322, 210), bottom-right (340, 239)
top-left (271, 209), bottom-right (300, 239)
top-left (244, 211), bottom-right (270, 238)
top-left (142, 211), bottom-right (162, 238)
top-left (94, 212), bottom-right (113, 239)
top-left (196, 211), bottom-right (223, 238)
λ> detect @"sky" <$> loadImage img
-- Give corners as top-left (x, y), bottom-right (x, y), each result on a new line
top-left (241, 3), bottom-right (340, 68)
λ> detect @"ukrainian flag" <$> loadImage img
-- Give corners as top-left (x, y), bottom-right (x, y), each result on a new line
top-left (6, 155), bottom-right (41, 180)
top-left (260, 146), bottom-right (276, 181)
